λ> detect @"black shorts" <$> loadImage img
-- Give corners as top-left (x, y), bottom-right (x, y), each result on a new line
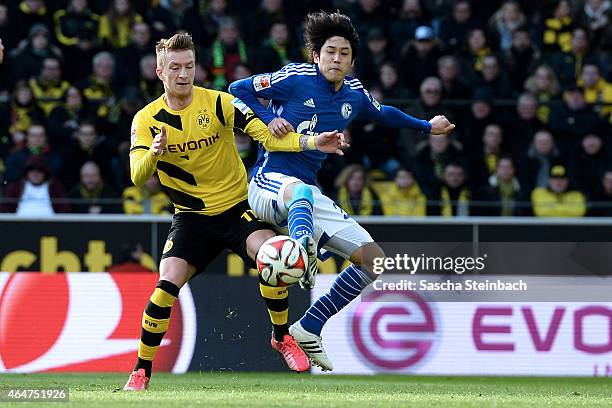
top-left (161, 200), bottom-right (271, 275)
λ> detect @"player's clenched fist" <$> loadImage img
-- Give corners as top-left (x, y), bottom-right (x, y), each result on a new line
top-left (429, 115), bottom-right (455, 135)
top-left (152, 125), bottom-right (167, 156)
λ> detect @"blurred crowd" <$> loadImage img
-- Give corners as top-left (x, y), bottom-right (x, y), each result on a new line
top-left (0, 0), bottom-right (611, 217)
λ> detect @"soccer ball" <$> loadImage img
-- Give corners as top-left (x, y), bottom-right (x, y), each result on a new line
top-left (256, 236), bottom-right (308, 287)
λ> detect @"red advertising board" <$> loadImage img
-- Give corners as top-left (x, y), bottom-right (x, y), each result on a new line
top-left (0, 273), bottom-right (196, 373)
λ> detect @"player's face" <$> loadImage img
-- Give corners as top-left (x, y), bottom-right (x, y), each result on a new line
top-left (314, 36), bottom-right (353, 88)
top-left (158, 49), bottom-right (195, 99)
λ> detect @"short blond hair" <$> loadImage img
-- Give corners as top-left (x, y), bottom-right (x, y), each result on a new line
top-left (155, 33), bottom-right (195, 68)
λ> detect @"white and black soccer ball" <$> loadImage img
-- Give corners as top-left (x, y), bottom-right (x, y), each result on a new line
top-left (256, 236), bottom-right (307, 287)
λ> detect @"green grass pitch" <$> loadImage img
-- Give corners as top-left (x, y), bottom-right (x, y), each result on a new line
top-left (0, 373), bottom-right (610, 407)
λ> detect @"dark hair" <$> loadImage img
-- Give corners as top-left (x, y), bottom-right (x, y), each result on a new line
top-left (395, 165), bottom-right (414, 177)
top-left (445, 161), bottom-right (465, 171)
top-left (513, 24), bottom-right (530, 35)
top-left (380, 60), bottom-right (399, 71)
top-left (78, 119), bottom-right (97, 130)
top-left (304, 11), bottom-right (359, 62)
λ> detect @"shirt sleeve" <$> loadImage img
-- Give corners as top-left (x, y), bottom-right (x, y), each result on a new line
top-left (226, 95), bottom-right (302, 152)
top-left (228, 64), bottom-right (299, 125)
top-left (357, 88), bottom-right (432, 133)
top-left (129, 110), bottom-right (160, 186)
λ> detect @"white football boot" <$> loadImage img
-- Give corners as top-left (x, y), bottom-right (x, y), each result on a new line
top-left (289, 321), bottom-right (333, 371)
top-left (298, 235), bottom-right (318, 290)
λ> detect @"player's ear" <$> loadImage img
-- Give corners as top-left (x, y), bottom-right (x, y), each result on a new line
top-left (156, 66), bottom-right (164, 81)
top-left (313, 51), bottom-right (320, 64)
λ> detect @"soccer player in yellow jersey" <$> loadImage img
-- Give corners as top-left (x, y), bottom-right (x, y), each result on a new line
top-left (124, 33), bottom-right (346, 391)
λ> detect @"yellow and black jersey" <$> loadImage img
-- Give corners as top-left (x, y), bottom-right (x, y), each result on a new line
top-left (130, 86), bottom-right (306, 215)
top-left (29, 78), bottom-right (71, 116)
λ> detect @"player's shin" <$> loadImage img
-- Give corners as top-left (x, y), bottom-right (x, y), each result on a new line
top-left (259, 278), bottom-right (310, 372)
top-left (286, 184), bottom-right (317, 288)
top-left (134, 280), bottom-right (180, 377)
top-left (287, 183), bottom-right (314, 241)
top-left (299, 265), bottom-right (376, 336)
top-left (259, 278), bottom-right (289, 340)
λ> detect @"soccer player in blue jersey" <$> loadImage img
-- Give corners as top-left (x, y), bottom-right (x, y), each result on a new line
top-left (229, 11), bottom-right (454, 371)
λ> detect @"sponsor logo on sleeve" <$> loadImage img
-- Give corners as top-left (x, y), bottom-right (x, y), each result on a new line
top-left (231, 98), bottom-right (251, 115)
top-left (363, 89), bottom-right (382, 111)
top-left (253, 74), bottom-right (271, 91)
top-left (130, 127), bottom-right (137, 146)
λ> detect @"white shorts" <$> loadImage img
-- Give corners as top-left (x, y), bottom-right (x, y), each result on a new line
top-left (248, 172), bottom-right (374, 259)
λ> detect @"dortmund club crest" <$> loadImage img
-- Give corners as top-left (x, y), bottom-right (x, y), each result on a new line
top-left (197, 110), bottom-right (211, 130)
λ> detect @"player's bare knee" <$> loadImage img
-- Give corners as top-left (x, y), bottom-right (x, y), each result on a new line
top-left (246, 229), bottom-right (276, 260)
top-left (283, 182), bottom-right (313, 208)
top-left (282, 182), bottom-right (298, 207)
top-left (159, 257), bottom-right (196, 288)
top-left (350, 242), bottom-right (385, 275)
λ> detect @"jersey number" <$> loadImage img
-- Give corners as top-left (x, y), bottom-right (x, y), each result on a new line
top-left (241, 209), bottom-right (258, 222)
top-left (333, 203), bottom-right (350, 220)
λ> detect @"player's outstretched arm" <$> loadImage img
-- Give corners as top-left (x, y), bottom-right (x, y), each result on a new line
top-left (229, 95), bottom-right (346, 154)
top-left (229, 68), bottom-right (298, 137)
top-left (229, 79), bottom-right (296, 137)
top-left (129, 125), bottom-right (167, 186)
top-left (378, 105), bottom-right (432, 132)
top-left (241, 113), bottom-right (346, 154)
top-left (228, 79), bottom-right (276, 125)
top-left (365, 100), bottom-right (456, 135)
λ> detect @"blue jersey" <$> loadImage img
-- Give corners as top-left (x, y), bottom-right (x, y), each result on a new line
top-left (229, 63), bottom-right (431, 185)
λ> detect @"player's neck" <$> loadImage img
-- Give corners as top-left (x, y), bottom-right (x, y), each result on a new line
top-left (164, 91), bottom-right (194, 111)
